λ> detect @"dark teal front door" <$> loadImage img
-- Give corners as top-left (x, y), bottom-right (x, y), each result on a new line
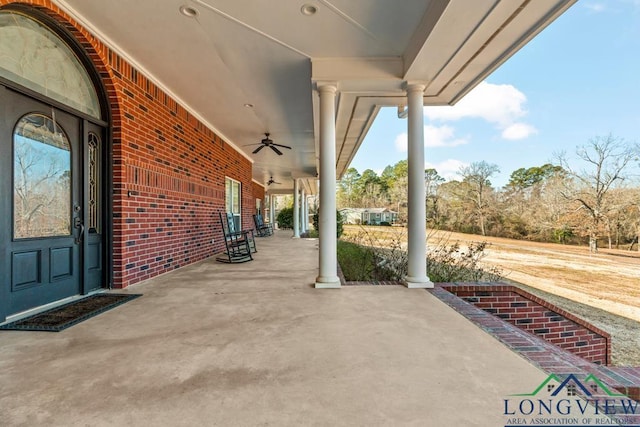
top-left (0, 85), bottom-right (100, 321)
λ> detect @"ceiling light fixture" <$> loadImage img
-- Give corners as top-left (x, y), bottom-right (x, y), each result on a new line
top-left (244, 103), bottom-right (254, 108)
top-left (300, 4), bottom-right (318, 16)
top-left (179, 5), bottom-right (199, 18)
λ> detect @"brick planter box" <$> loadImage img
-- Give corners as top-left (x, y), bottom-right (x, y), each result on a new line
top-left (441, 283), bottom-right (611, 365)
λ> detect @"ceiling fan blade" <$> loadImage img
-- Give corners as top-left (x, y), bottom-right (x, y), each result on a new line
top-left (252, 145), bottom-right (266, 154)
top-left (271, 146), bottom-right (283, 155)
top-left (272, 143), bottom-right (292, 149)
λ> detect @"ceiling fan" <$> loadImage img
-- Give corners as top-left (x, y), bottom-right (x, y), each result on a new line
top-left (251, 133), bottom-right (291, 155)
top-left (267, 176), bottom-right (281, 186)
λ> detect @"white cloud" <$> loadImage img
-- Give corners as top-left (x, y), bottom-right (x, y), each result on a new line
top-left (501, 123), bottom-right (538, 140)
top-left (583, 2), bottom-right (606, 13)
top-left (426, 159), bottom-right (468, 181)
top-left (394, 125), bottom-right (468, 152)
top-left (423, 81), bottom-right (537, 141)
top-left (394, 133), bottom-right (408, 152)
top-left (425, 125), bottom-right (469, 147)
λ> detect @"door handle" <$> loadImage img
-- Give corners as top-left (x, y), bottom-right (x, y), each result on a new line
top-left (74, 218), bottom-right (84, 244)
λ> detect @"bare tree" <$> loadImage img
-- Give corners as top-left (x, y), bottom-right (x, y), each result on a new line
top-left (14, 140), bottom-right (68, 237)
top-left (556, 134), bottom-right (638, 252)
top-left (458, 161), bottom-right (500, 236)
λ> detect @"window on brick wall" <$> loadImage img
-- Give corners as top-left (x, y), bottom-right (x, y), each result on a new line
top-left (225, 177), bottom-right (241, 230)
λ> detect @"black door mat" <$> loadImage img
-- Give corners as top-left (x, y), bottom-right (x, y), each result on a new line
top-left (0, 293), bottom-right (142, 332)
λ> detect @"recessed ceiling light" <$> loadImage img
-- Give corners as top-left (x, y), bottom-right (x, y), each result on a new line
top-left (301, 4), bottom-right (318, 16)
top-left (179, 5), bottom-right (199, 18)
top-left (244, 103), bottom-right (254, 108)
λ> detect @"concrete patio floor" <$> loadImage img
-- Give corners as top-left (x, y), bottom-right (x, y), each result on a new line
top-left (0, 231), bottom-right (549, 426)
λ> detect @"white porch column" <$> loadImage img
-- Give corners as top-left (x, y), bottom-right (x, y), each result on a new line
top-left (269, 194), bottom-right (275, 228)
top-left (293, 179), bottom-right (300, 238)
top-left (303, 193), bottom-right (309, 233)
top-left (404, 83), bottom-right (433, 288)
top-left (300, 188), bottom-right (307, 234)
top-left (315, 84), bottom-right (340, 288)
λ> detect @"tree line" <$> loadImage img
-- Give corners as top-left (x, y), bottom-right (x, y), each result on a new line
top-left (338, 134), bottom-right (640, 252)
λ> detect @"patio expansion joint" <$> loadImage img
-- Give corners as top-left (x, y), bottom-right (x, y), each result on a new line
top-left (430, 284), bottom-right (640, 401)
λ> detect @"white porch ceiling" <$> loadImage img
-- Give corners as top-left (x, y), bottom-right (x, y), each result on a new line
top-left (53, 0), bottom-right (576, 194)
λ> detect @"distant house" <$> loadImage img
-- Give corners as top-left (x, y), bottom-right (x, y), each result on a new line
top-left (339, 208), bottom-right (398, 225)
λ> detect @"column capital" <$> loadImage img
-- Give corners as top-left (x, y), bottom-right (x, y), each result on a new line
top-left (315, 82), bottom-right (338, 94)
top-left (403, 81), bottom-right (427, 93)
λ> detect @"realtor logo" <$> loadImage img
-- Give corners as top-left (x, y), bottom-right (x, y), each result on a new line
top-left (503, 374), bottom-right (640, 426)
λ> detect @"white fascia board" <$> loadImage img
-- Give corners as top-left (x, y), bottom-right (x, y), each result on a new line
top-left (312, 57), bottom-right (404, 83)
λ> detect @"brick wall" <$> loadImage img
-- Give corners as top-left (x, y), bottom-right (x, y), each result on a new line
top-left (442, 284), bottom-right (611, 365)
top-left (1, 0), bottom-right (257, 288)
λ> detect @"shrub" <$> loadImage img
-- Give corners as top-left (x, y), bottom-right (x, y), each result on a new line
top-left (277, 207), bottom-right (293, 229)
top-left (426, 240), bottom-right (502, 282)
top-left (380, 221), bottom-right (391, 226)
top-left (339, 227), bottom-right (408, 281)
top-left (338, 226), bottom-right (502, 282)
top-left (553, 225), bottom-right (573, 244)
top-left (312, 210), bottom-right (344, 238)
top-left (337, 240), bottom-right (397, 281)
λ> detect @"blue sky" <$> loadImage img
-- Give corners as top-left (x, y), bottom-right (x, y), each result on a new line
top-left (350, 0), bottom-right (640, 188)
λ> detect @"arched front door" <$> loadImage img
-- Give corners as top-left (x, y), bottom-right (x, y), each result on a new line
top-left (0, 8), bottom-right (107, 321)
top-left (0, 86), bottom-right (106, 319)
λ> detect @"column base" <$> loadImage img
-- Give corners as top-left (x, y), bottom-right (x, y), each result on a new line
top-left (403, 276), bottom-right (434, 289)
top-left (315, 276), bottom-right (341, 289)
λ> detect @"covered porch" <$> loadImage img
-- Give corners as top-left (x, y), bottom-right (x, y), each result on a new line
top-left (0, 231), bottom-right (548, 425)
top-left (0, 0), bottom-right (579, 318)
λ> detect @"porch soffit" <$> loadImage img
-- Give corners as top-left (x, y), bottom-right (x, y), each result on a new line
top-left (51, 0), bottom-right (576, 192)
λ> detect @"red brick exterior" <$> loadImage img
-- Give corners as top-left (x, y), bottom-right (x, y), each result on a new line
top-left (1, 0), bottom-right (258, 288)
top-left (443, 284), bottom-right (611, 365)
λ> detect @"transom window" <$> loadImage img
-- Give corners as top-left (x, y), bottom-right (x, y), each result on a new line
top-left (0, 10), bottom-right (101, 118)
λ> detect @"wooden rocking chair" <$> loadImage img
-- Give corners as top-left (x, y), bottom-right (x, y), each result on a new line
top-left (215, 212), bottom-right (255, 263)
top-left (253, 213), bottom-right (273, 237)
